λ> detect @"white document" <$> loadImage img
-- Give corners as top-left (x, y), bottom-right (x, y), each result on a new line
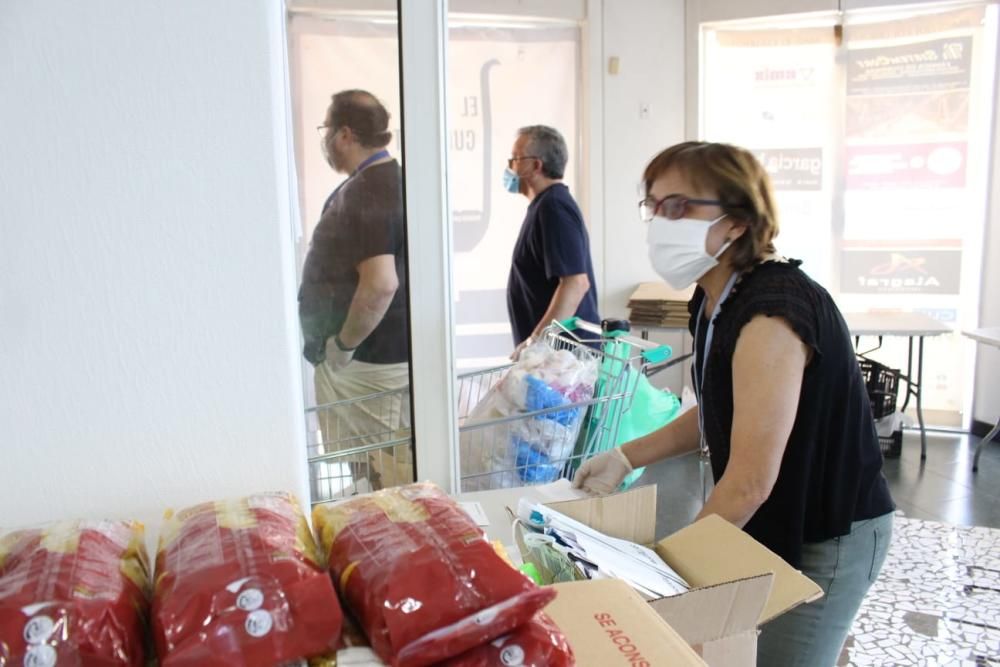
top-left (522, 502), bottom-right (689, 599)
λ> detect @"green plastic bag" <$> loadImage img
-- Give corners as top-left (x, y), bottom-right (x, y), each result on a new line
top-left (574, 336), bottom-right (681, 490)
top-left (615, 370), bottom-right (681, 488)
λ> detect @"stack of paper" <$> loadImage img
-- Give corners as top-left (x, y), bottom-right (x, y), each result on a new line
top-left (518, 501), bottom-right (689, 599)
top-left (628, 282), bottom-right (694, 328)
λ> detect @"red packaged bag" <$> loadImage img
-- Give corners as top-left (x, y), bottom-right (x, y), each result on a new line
top-left (313, 483), bottom-right (556, 667)
top-left (152, 492), bottom-right (342, 666)
top-left (442, 613), bottom-right (574, 667)
top-left (0, 520), bottom-right (150, 666)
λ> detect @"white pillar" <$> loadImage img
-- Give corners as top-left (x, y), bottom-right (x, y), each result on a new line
top-left (399, 0), bottom-right (460, 491)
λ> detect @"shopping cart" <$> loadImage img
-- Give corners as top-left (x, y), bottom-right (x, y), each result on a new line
top-left (306, 318), bottom-right (673, 503)
top-left (457, 318), bottom-right (672, 492)
top-left (306, 386), bottom-right (412, 504)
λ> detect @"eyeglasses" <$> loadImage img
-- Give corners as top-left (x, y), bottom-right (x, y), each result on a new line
top-left (638, 194), bottom-right (723, 222)
top-left (507, 155), bottom-right (540, 169)
top-left (316, 124), bottom-right (338, 136)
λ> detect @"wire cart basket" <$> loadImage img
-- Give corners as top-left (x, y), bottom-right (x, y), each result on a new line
top-left (306, 386), bottom-right (413, 504)
top-left (306, 318), bottom-right (673, 503)
top-left (457, 318), bottom-right (671, 492)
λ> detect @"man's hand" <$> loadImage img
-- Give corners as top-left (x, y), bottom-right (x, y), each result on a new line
top-left (572, 448), bottom-right (633, 495)
top-left (510, 336), bottom-right (535, 361)
top-left (324, 337), bottom-right (355, 371)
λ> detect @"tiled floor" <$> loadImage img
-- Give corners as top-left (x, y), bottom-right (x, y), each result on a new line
top-left (882, 432), bottom-right (1000, 529)
top-left (638, 430), bottom-right (1000, 666)
top-left (838, 517), bottom-right (1000, 666)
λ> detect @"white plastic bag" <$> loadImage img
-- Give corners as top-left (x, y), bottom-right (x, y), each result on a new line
top-left (459, 342), bottom-right (597, 491)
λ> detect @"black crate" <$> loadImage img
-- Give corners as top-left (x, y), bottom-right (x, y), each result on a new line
top-left (858, 357), bottom-right (899, 420)
top-left (879, 430), bottom-right (902, 459)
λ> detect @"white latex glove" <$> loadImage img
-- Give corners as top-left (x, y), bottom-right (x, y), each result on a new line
top-left (572, 448), bottom-right (633, 495)
top-left (324, 337), bottom-right (355, 371)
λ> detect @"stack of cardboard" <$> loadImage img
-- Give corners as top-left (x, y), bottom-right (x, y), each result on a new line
top-left (628, 282), bottom-right (694, 328)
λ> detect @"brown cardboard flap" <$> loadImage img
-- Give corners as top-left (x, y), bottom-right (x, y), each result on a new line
top-left (648, 574), bottom-right (773, 645)
top-left (547, 579), bottom-right (707, 666)
top-left (655, 514), bottom-right (824, 624)
top-left (546, 484), bottom-right (657, 545)
top-left (699, 629), bottom-right (759, 667)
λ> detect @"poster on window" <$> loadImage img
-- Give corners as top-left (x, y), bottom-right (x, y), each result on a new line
top-left (846, 142), bottom-right (966, 190)
top-left (703, 24), bottom-right (838, 285)
top-left (753, 148), bottom-right (824, 191)
top-left (847, 36), bottom-right (972, 97)
top-left (704, 27), bottom-right (838, 148)
top-left (447, 27), bottom-right (579, 366)
top-left (842, 16), bottom-right (983, 256)
top-left (846, 90), bottom-right (969, 142)
top-left (840, 248), bottom-right (962, 295)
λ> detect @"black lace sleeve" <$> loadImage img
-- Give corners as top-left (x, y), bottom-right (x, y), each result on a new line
top-left (721, 263), bottom-right (822, 362)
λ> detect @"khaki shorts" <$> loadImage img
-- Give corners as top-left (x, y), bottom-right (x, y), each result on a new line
top-left (313, 360), bottom-right (413, 495)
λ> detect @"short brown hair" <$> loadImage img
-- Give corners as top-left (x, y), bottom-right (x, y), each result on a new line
top-left (643, 142), bottom-right (779, 271)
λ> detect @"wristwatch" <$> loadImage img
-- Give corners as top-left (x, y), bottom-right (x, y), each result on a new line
top-left (333, 333), bottom-right (357, 352)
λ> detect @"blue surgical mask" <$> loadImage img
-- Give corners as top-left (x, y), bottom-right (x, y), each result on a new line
top-left (502, 167), bottom-right (520, 194)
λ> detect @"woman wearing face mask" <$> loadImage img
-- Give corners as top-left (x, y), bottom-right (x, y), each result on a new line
top-left (573, 142), bottom-right (895, 667)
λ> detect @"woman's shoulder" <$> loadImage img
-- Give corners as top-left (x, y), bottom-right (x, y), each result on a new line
top-left (738, 259), bottom-right (827, 302)
top-left (721, 259), bottom-right (828, 349)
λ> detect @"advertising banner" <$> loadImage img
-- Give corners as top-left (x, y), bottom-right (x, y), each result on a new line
top-left (840, 249), bottom-right (962, 294)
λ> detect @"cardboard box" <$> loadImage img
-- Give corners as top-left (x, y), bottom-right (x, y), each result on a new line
top-left (545, 579), bottom-right (707, 666)
top-left (462, 483), bottom-right (823, 667)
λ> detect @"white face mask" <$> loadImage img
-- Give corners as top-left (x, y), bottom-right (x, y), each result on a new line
top-left (646, 214), bottom-right (732, 289)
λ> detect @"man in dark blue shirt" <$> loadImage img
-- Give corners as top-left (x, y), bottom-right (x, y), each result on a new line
top-left (504, 125), bottom-right (600, 356)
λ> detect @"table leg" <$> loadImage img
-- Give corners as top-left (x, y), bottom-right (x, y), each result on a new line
top-left (973, 420), bottom-right (999, 473)
top-left (900, 337), bottom-right (914, 413)
top-left (916, 336), bottom-right (927, 461)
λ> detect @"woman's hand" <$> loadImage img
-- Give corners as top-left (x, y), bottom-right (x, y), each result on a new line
top-left (573, 408), bottom-right (703, 495)
top-left (572, 448), bottom-right (633, 495)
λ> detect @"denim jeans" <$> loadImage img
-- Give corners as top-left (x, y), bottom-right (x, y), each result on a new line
top-left (756, 512), bottom-right (894, 667)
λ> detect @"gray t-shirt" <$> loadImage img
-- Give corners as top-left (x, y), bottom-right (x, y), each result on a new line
top-left (299, 160), bottom-right (408, 365)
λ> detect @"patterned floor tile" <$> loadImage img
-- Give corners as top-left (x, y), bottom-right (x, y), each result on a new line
top-left (839, 517), bottom-right (1000, 666)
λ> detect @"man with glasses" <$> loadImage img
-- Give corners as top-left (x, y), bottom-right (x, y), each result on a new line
top-left (299, 89), bottom-right (411, 495)
top-left (503, 125), bottom-right (600, 357)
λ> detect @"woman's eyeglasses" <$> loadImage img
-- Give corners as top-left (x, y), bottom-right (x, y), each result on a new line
top-left (638, 194), bottom-right (723, 222)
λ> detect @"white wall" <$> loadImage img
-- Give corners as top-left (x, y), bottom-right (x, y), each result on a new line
top-left (597, 0), bottom-right (686, 318)
top-left (0, 1), bottom-right (307, 529)
top-left (595, 0), bottom-right (690, 391)
top-left (973, 49), bottom-right (1000, 429)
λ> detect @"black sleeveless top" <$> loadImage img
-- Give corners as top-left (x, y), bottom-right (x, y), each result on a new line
top-left (690, 260), bottom-right (894, 567)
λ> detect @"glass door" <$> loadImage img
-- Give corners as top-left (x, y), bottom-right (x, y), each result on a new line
top-left (287, 7), bottom-right (415, 502)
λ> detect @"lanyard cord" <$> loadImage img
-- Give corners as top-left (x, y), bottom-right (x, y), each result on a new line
top-left (694, 270), bottom-right (741, 457)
